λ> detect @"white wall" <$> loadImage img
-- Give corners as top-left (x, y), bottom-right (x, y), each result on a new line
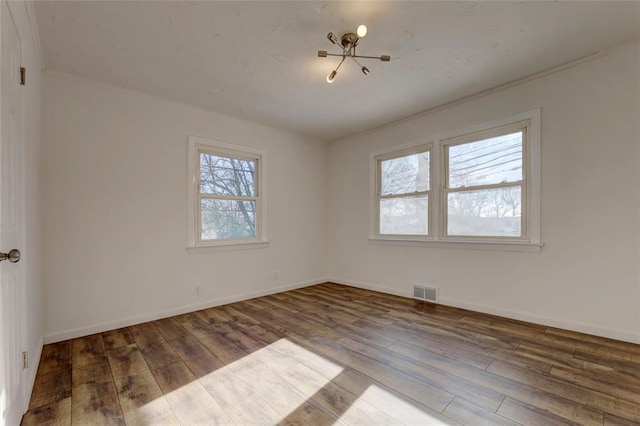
top-left (328, 42), bottom-right (640, 343)
top-left (42, 72), bottom-right (328, 342)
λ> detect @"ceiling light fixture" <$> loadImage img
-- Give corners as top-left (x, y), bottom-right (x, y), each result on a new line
top-left (317, 24), bottom-right (390, 83)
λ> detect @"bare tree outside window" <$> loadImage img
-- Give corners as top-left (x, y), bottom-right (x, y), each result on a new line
top-left (199, 153), bottom-right (257, 240)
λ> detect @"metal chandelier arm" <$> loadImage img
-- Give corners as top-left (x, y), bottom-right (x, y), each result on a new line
top-left (349, 56), bottom-right (369, 75)
top-left (318, 52), bottom-right (390, 61)
top-left (354, 54), bottom-right (391, 61)
top-left (334, 55), bottom-right (347, 73)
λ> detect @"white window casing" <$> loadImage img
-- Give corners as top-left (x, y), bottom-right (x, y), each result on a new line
top-left (187, 136), bottom-right (268, 252)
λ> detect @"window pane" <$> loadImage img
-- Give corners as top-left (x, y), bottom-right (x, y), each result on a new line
top-left (381, 151), bottom-right (429, 196)
top-left (447, 187), bottom-right (521, 237)
top-left (201, 199), bottom-right (256, 240)
top-left (200, 153), bottom-right (255, 197)
top-left (448, 131), bottom-right (522, 189)
top-left (380, 195), bottom-right (428, 235)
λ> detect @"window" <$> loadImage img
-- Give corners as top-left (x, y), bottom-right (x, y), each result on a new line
top-left (376, 146), bottom-right (431, 236)
top-left (371, 110), bottom-right (541, 251)
top-left (187, 136), bottom-right (267, 249)
top-left (444, 123), bottom-right (525, 238)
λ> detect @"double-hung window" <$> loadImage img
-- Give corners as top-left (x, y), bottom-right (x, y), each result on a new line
top-left (376, 146), bottom-right (431, 237)
top-left (372, 110), bottom-right (540, 250)
top-left (187, 136), bottom-right (267, 249)
top-left (444, 123), bottom-right (526, 239)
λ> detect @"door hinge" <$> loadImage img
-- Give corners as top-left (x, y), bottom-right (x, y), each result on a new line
top-left (20, 67), bottom-right (26, 86)
top-left (22, 351), bottom-right (28, 369)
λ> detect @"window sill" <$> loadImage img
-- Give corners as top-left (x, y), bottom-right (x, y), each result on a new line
top-left (186, 240), bottom-right (269, 254)
top-left (368, 237), bottom-right (543, 252)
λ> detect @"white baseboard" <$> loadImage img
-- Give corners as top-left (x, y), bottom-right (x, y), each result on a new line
top-left (331, 278), bottom-right (640, 345)
top-left (44, 278), bottom-right (328, 344)
top-left (331, 277), bottom-right (413, 299)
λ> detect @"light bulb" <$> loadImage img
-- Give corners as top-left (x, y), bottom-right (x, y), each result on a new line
top-left (357, 24), bottom-right (367, 38)
top-left (327, 70), bottom-right (337, 83)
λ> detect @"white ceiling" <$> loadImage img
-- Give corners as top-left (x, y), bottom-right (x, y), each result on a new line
top-left (35, 1), bottom-right (640, 142)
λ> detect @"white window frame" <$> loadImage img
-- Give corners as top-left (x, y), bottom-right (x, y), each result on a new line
top-left (187, 135), bottom-right (268, 252)
top-left (375, 144), bottom-right (432, 238)
top-left (369, 109), bottom-right (541, 252)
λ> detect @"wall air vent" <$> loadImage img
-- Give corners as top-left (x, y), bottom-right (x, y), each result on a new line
top-left (413, 284), bottom-right (438, 302)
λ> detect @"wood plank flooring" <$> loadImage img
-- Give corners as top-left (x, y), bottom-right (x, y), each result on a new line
top-left (22, 283), bottom-right (640, 425)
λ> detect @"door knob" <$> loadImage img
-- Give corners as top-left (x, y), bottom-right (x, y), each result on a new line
top-left (0, 249), bottom-right (20, 263)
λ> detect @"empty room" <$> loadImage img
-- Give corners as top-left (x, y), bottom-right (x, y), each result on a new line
top-left (1, 1), bottom-right (639, 425)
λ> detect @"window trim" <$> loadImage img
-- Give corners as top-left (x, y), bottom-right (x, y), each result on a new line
top-left (369, 109), bottom-right (541, 251)
top-left (187, 135), bottom-right (268, 251)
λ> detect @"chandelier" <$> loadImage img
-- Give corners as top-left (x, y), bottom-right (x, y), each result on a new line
top-left (317, 25), bottom-right (390, 83)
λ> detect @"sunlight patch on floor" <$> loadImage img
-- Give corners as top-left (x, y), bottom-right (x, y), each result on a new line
top-left (133, 395), bottom-right (177, 425)
top-left (337, 384), bottom-right (453, 425)
top-left (148, 338), bottom-right (344, 424)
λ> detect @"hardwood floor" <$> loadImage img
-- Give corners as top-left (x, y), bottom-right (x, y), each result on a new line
top-left (22, 283), bottom-right (640, 425)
